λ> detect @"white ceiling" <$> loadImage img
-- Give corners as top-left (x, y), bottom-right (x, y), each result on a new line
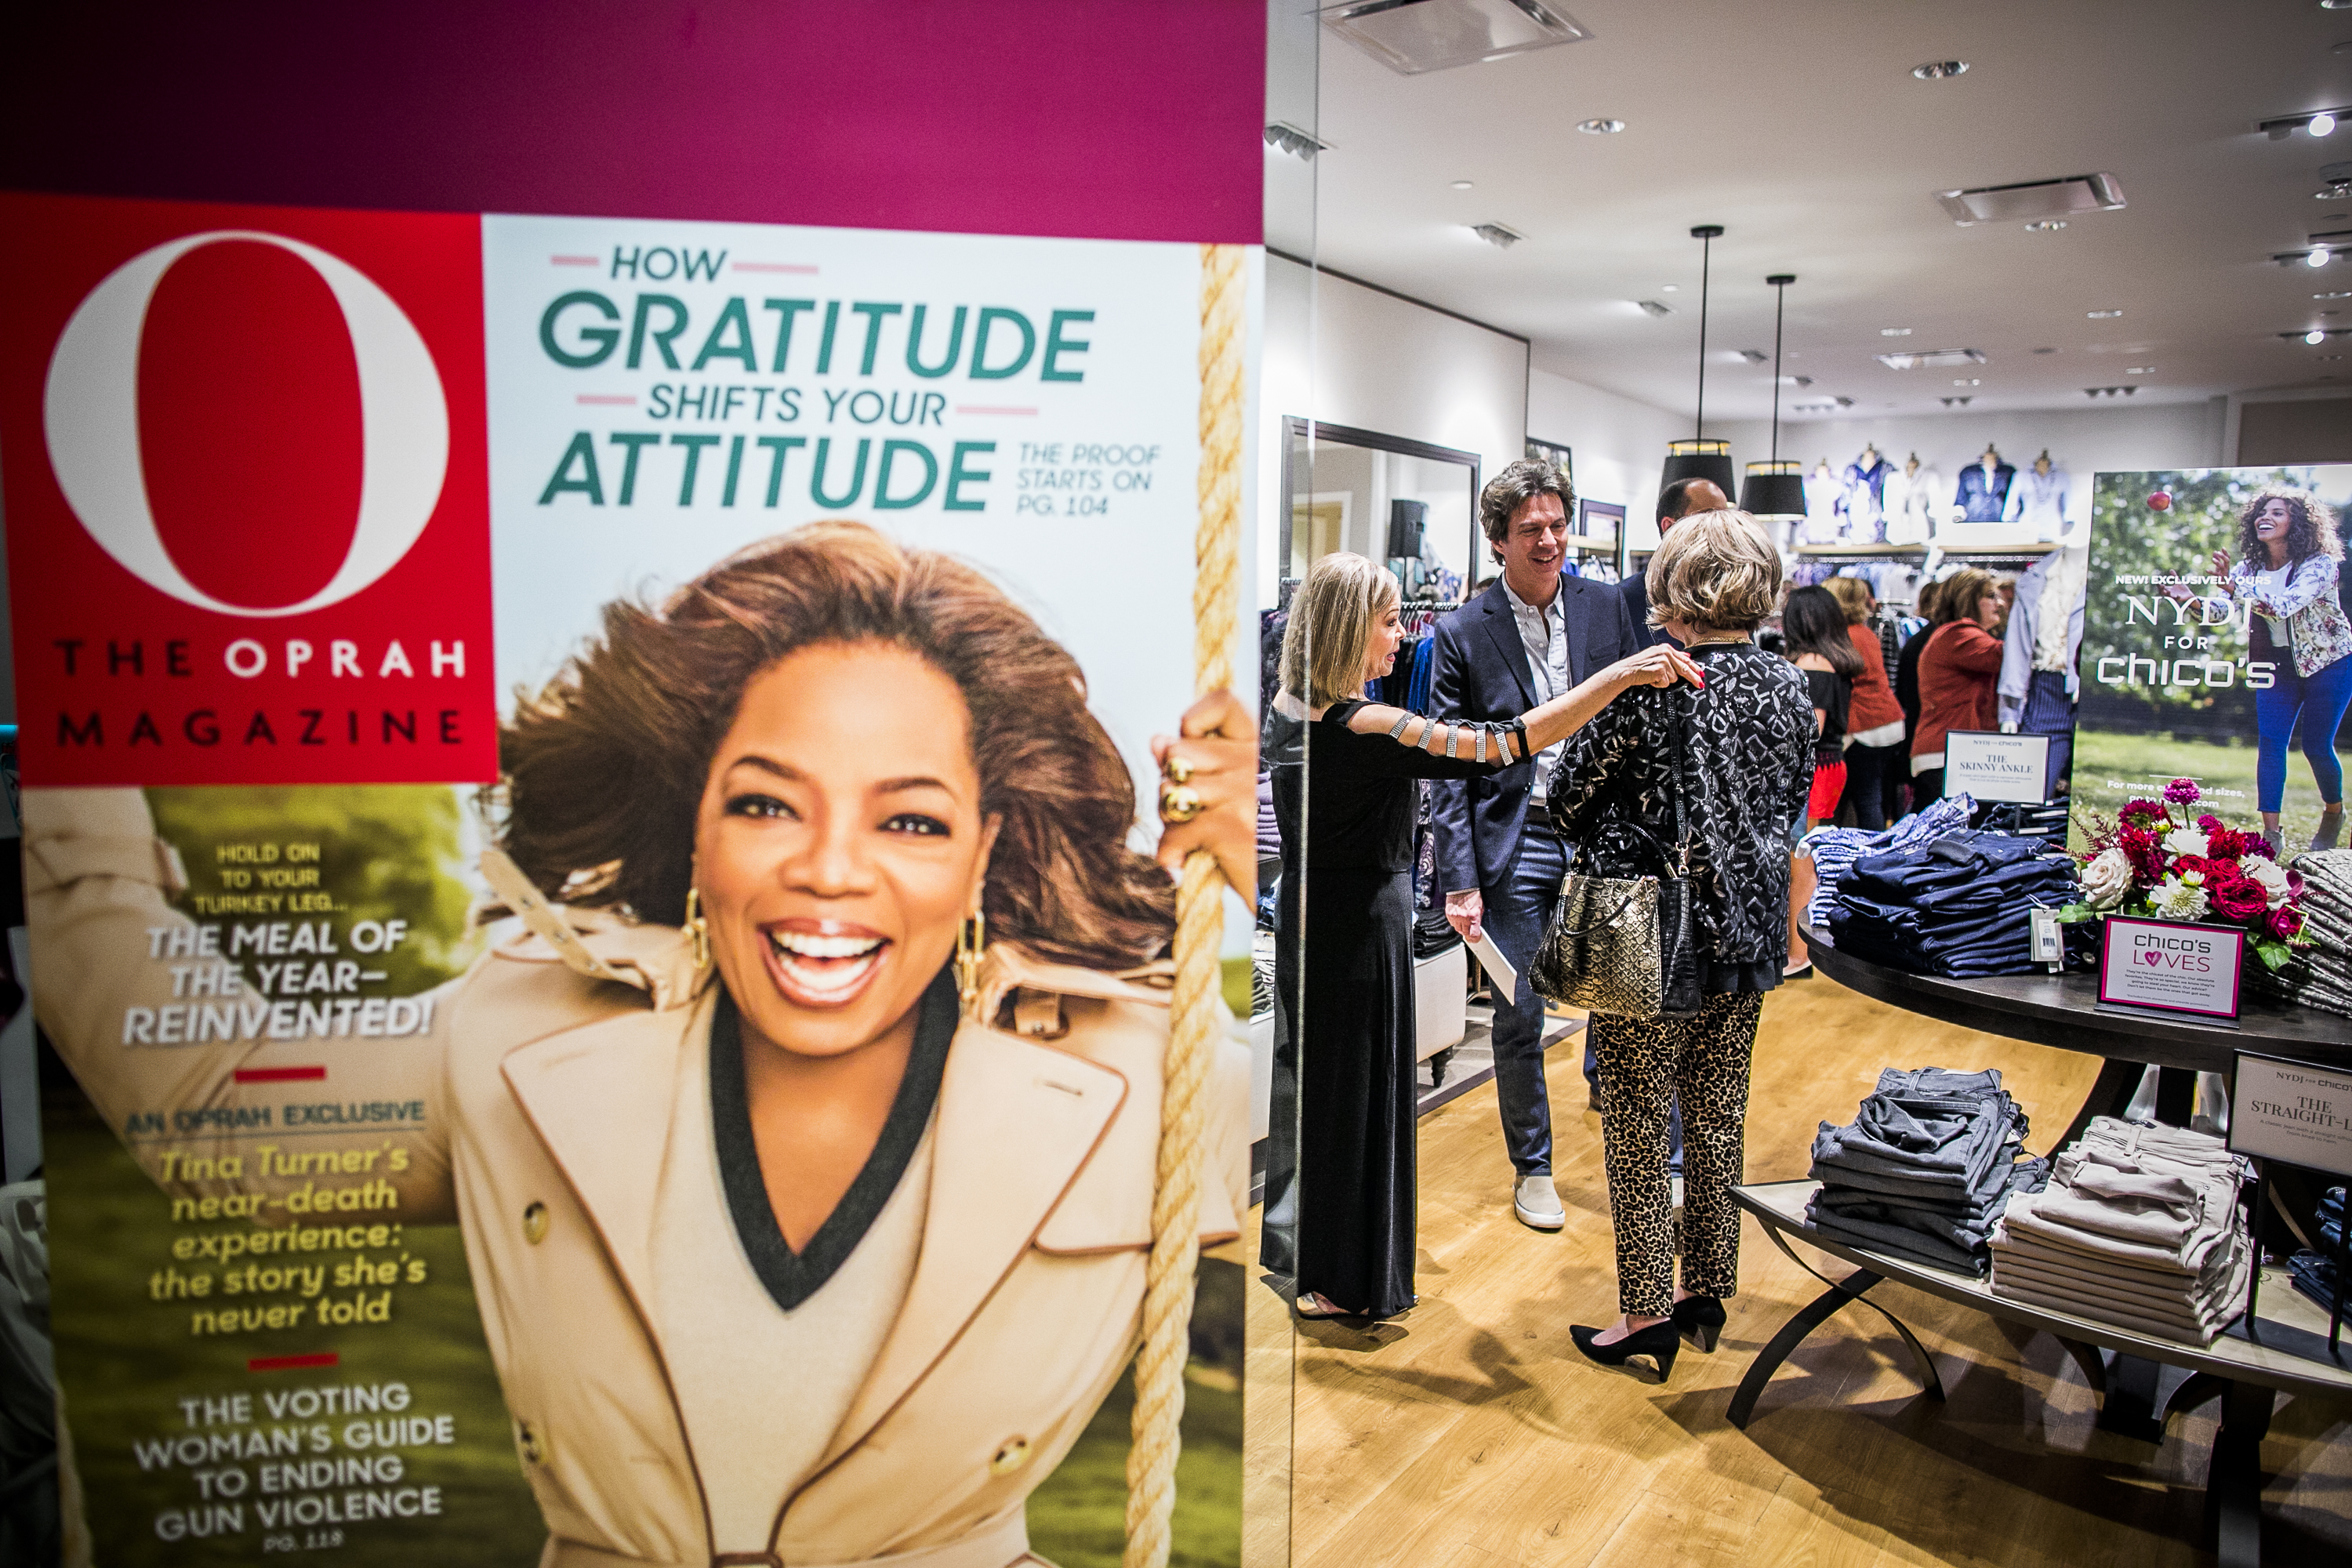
top-left (1272, 0), bottom-right (2352, 426)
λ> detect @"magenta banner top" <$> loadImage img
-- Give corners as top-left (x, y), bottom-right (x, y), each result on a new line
top-left (2, 0), bottom-right (1265, 244)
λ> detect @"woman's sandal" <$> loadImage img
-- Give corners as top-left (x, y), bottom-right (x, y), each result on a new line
top-left (1295, 1292), bottom-right (1355, 1319)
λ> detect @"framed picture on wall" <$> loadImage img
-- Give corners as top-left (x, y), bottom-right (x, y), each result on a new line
top-left (1526, 437), bottom-right (1572, 491)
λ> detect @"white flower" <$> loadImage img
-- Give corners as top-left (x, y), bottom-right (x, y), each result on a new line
top-left (2245, 856), bottom-right (2294, 909)
top-left (2151, 876), bottom-right (2210, 923)
top-left (2162, 827), bottom-right (2210, 860)
top-left (2081, 848), bottom-right (2136, 911)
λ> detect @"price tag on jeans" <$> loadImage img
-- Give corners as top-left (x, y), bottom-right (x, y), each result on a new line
top-left (2029, 906), bottom-right (2063, 970)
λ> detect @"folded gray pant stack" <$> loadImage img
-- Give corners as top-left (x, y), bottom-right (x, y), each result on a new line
top-left (1989, 1117), bottom-right (2251, 1345)
top-left (2275, 849), bottom-right (2352, 1019)
top-left (1806, 1066), bottom-right (2048, 1277)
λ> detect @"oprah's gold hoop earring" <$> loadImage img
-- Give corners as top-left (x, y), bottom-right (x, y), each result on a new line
top-left (955, 907), bottom-right (987, 1019)
top-left (683, 887), bottom-right (711, 973)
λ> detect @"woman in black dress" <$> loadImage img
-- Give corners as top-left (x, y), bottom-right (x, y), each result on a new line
top-left (1264, 552), bottom-right (1700, 1319)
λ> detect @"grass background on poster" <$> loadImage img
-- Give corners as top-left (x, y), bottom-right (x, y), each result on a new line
top-left (45, 786), bottom-right (1242, 1563)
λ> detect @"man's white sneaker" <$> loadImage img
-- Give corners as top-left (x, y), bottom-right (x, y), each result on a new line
top-left (1513, 1173), bottom-right (1566, 1230)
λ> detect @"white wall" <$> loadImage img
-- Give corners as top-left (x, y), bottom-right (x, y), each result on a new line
top-left (1526, 365), bottom-right (1688, 553)
top-left (1711, 398), bottom-right (2228, 546)
top-left (1260, 254), bottom-right (1529, 601)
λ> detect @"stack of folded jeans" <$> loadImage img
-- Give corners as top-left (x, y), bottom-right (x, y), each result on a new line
top-left (1806, 1066), bottom-right (2048, 1276)
top-left (1989, 1117), bottom-right (2251, 1344)
top-left (1802, 793), bottom-right (1973, 938)
top-left (2272, 850), bottom-right (2352, 1019)
top-left (1826, 829), bottom-right (2080, 978)
top-left (2289, 1185), bottom-right (2348, 1312)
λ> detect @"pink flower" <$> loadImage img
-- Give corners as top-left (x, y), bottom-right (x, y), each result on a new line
top-left (2270, 906), bottom-right (2305, 941)
top-left (2120, 799), bottom-right (2168, 827)
top-left (2118, 826), bottom-right (2165, 884)
top-left (2197, 814), bottom-right (2225, 833)
top-left (2164, 778), bottom-right (2202, 807)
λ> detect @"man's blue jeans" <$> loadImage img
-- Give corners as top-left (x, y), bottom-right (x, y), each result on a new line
top-left (1482, 823), bottom-right (1679, 1175)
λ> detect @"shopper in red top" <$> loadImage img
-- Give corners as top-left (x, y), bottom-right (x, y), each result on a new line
top-left (1824, 576), bottom-right (1907, 830)
top-left (1909, 567), bottom-right (2008, 804)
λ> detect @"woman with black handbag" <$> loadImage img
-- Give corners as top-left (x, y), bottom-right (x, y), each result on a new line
top-left (1265, 552), bottom-right (1700, 1322)
top-left (1542, 510), bottom-right (1816, 1381)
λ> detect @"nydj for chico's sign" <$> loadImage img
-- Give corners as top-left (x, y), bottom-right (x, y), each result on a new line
top-left (0, 197), bottom-right (499, 786)
top-left (2097, 915), bottom-right (2245, 1020)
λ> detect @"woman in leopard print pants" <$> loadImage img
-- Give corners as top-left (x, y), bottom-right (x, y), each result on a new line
top-left (1547, 510), bottom-right (1816, 1380)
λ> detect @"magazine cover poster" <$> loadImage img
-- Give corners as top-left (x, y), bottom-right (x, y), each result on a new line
top-left (2, 191), bottom-right (1254, 1568)
top-left (2075, 464), bottom-right (2352, 856)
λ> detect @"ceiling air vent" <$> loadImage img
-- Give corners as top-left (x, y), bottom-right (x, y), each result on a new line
top-left (1471, 222), bottom-right (1524, 249)
top-left (1876, 348), bottom-right (1987, 370)
top-left (1263, 122), bottom-right (1330, 160)
top-left (1936, 174), bottom-right (2125, 226)
top-left (1636, 299), bottom-right (1672, 317)
top-left (1322, 0), bottom-right (1592, 76)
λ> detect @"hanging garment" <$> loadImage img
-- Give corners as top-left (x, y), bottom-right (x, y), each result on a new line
top-left (2003, 466), bottom-right (2071, 541)
top-left (1953, 461), bottom-right (2016, 524)
top-left (1842, 457), bottom-right (1892, 543)
top-left (1802, 467), bottom-right (1844, 544)
top-left (1882, 467), bottom-right (1928, 544)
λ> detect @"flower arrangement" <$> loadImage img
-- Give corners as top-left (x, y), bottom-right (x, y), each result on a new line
top-left (2070, 778), bottom-right (2308, 969)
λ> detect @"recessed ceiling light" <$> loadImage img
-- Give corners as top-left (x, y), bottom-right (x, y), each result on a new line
top-left (1878, 347), bottom-right (1987, 369)
top-left (2311, 248), bottom-right (2335, 267)
top-left (2027, 220), bottom-right (2069, 232)
top-left (2319, 289), bottom-right (2352, 298)
top-left (1953, 377), bottom-right (1982, 386)
top-left (1659, 284), bottom-right (1679, 292)
top-left (2034, 347), bottom-right (2060, 354)
top-left (1913, 60), bottom-right (1968, 79)
top-left (2309, 328), bottom-right (2330, 343)
top-left (1450, 179), bottom-right (1475, 190)
top-left (1577, 118), bottom-right (1626, 134)
top-left (2316, 113), bottom-right (2340, 136)
top-left (2088, 308), bottom-right (2125, 318)
top-left (1880, 328), bottom-right (1912, 336)
top-left (2126, 365), bottom-right (2155, 374)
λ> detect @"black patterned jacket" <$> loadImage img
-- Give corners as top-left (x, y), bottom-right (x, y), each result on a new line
top-left (1546, 642), bottom-right (1815, 965)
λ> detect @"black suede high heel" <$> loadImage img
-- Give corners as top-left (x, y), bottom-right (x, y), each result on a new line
top-left (1672, 1294), bottom-right (1726, 1352)
top-left (1569, 1319), bottom-right (1681, 1381)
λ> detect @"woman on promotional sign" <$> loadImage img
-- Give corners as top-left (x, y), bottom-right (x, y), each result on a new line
top-left (27, 521), bottom-right (1255, 1568)
top-left (1547, 511), bottom-right (1815, 1383)
top-left (2214, 488), bottom-right (2351, 852)
top-left (1265, 551), bottom-right (1700, 1321)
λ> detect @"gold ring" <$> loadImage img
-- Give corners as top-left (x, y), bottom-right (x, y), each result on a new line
top-left (1163, 753), bottom-right (1195, 785)
top-left (1160, 785), bottom-right (1203, 824)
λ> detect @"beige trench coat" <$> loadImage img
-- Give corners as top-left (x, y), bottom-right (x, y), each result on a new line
top-left (24, 789), bottom-right (1250, 1568)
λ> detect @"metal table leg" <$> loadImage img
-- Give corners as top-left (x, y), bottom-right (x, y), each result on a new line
top-left (2094, 1351), bottom-right (2168, 1443)
top-left (2203, 1379), bottom-right (2274, 1568)
top-left (1730, 1225), bottom-right (1947, 1431)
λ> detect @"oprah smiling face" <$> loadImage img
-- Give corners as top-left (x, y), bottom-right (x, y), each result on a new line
top-left (693, 641), bottom-right (1000, 1059)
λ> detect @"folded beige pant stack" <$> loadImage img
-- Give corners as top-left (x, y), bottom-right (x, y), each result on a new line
top-left (1988, 1117), bottom-right (2250, 1345)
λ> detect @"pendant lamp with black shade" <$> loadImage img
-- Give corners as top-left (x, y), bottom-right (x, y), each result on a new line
top-left (1740, 273), bottom-right (1808, 521)
top-left (1660, 224), bottom-right (1735, 498)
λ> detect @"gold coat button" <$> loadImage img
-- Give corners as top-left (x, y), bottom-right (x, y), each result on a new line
top-left (989, 1436), bottom-right (1031, 1475)
top-left (517, 1420), bottom-right (544, 1464)
top-left (523, 1202), bottom-right (549, 1245)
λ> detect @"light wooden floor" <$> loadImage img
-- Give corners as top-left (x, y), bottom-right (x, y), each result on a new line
top-left (1244, 975), bottom-right (2352, 1567)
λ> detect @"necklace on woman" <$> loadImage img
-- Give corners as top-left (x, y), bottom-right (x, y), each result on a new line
top-left (1685, 634), bottom-right (1751, 648)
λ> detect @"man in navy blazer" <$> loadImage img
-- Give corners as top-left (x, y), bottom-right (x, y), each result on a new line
top-left (1429, 459), bottom-right (1642, 1229)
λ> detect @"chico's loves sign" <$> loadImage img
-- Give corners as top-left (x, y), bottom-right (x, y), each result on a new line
top-left (2098, 915), bottom-right (2245, 1021)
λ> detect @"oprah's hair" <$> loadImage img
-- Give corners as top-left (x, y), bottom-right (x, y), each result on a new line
top-left (1645, 508), bottom-right (1781, 633)
top-left (1281, 551), bottom-right (1399, 708)
top-left (2234, 487), bottom-right (2345, 567)
top-left (495, 521), bottom-right (1174, 969)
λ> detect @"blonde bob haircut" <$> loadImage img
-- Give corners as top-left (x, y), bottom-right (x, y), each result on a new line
top-left (1282, 551), bottom-right (1400, 708)
top-left (1645, 508), bottom-right (1782, 633)
top-left (1822, 575), bottom-right (1874, 625)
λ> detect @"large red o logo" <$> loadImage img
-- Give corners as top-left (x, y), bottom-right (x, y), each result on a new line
top-left (42, 230), bottom-right (448, 617)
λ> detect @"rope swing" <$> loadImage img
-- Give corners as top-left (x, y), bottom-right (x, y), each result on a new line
top-left (1124, 241), bottom-right (1243, 1568)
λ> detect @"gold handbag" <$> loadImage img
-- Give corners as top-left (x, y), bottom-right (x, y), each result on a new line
top-left (1529, 865), bottom-right (1663, 1018)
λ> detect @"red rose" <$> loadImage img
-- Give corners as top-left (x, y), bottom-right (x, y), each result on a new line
top-left (2269, 906), bottom-right (2304, 941)
top-left (2121, 799), bottom-right (2167, 827)
top-left (2203, 826), bottom-right (2248, 861)
top-left (2118, 826), bottom-right (2165, 883)
top-left (2211, 876), bottom-right (2268, 923)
